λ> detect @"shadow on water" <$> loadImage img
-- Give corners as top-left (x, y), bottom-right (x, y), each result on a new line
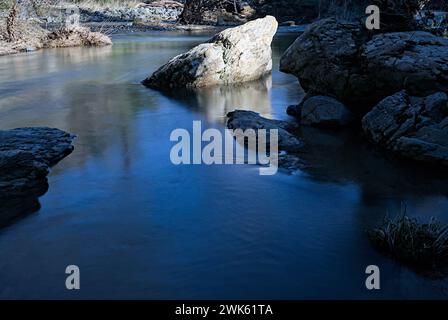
top-left (296, 126), bottom-right (448, 276)
top-left (0, 198), bottom-right (42, 229)
top-left (297, 126), bottom-right (448, 200)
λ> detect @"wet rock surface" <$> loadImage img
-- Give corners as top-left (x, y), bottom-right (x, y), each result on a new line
top-left (362, 91), bottom-right (448, 166)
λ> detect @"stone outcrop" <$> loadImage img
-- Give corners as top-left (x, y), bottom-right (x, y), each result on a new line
top-left (0, 127), bottom-right (75, 197)
top-left (280, 19), bottom-right (368, 109)
top-left (362, 90), bottom-right (448, 166)
top-left (280, 18), bottom-right (448, 112)
top-left (143, 16), bottom-right (278, 89)
top-left (363, 31), bottom-right (448, 100)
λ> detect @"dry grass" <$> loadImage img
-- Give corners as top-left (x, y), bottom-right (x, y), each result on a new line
top-left (0, 16), bottom-right (111, 56)
top-left (369, 204), bottom-right (448, 275)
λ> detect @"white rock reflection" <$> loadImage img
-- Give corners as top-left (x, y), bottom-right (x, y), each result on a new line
top-left (191, 75), bottom-right (273, 122)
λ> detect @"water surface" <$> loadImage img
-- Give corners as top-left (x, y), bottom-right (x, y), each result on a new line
top-left (0, 31), bottom-right (448, 299)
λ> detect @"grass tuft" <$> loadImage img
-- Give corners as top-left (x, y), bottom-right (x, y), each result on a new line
top-left (369, 204), bottom-right (448, 274)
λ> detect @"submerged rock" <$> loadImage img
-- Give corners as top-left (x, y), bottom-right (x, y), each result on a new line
top-left (0, 127), bottom-right (75, 197)
top-left (227, 110), bottom-right (303, 153)
top-left (280, 18), bottom-right (448, 112)
top-left (362, 91), bottom-right (448, 166)
top-left (143, 16), bottom-right (278, 90)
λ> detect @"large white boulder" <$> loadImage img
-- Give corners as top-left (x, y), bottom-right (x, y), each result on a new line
top-left (143, 16), bottom-right (278, 89)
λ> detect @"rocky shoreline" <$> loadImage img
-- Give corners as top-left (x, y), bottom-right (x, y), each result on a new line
top-left (0, 0), bottom-right (326, 57)
top-left (280, 18), bottom-right (448, 167)
top-left (0, 16), bottom-right (112, 56)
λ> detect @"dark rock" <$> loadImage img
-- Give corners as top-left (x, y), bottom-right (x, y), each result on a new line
top-left (227, 110), bottom-right (303, 154)
top-left (362, 91), bottom-right (448, 166)
top-left (363, 31), bottom-right (448, 100)
top-left (0, 127), bottom-right (75, 166)
top-left (180, 0), bottom-right (249, 25)
top-left (0, 127), bottom-right (75, 197)
top-left (301, 95), bottom-right (354, 127)
top-left (0, 150), bottom-right (49, 196)
top-left (280, 18), bottom-right (448, 113)
top-left (286, 104), bottom-right (300, 118)
top-left (280, 18), bottom-right (368, 109)
top-left (0, 196), bottom-right (42, 229)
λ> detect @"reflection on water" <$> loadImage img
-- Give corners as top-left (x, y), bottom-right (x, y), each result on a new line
top-left (0, 32), bottom-right (447, 299)
top-left (0, 196), bottom-right (43, 229)
top-left (159, 75), bottom-right (273, 122)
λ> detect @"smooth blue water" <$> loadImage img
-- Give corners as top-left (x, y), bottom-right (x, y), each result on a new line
top-left (0, 31), bottom-right (448, 299)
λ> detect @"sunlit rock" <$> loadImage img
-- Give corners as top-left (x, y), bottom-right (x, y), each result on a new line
top-left (143, 16), bottom-right (278, 89)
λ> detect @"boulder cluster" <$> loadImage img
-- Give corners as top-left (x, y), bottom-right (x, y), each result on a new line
top-left (280, 18), bottom-right (448, 166)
